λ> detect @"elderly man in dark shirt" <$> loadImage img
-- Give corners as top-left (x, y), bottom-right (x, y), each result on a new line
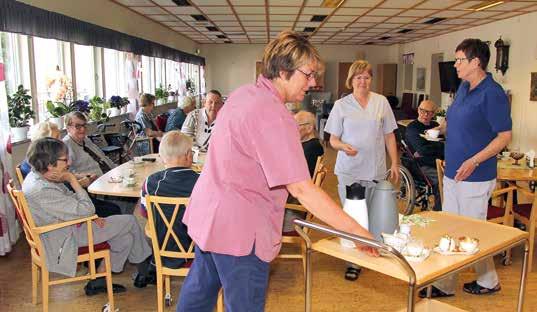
top-left (404, 100), bottom-right (444, 211)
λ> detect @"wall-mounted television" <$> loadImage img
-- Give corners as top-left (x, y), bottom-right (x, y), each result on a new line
top-left (438, 61), bottom-right (462, 93)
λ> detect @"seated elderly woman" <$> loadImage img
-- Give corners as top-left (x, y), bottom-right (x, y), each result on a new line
top-left (135, 93), bottom-right (164, 152)
top-left (140, 131), bottom-right (199, 269)
top-left (181, 90), bottom-right (223, 152)
top-left (22, 138), bottom-right (154, 294)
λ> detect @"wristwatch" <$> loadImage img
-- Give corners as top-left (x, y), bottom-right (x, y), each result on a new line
top-left (471, 158), bottom-right (480, 167)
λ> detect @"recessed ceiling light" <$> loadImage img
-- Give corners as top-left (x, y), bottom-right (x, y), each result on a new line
top-left (303, 27), bottom-right (316, 32)
top-left (397, 29), bottom-right (413, 34)
top-left (206, 26), bottom-right (219, 32)
top-left (379, 36), bottom-right (390, 40)
top-left (191, 15), bottom-right (207, 21)
top-left (172, 0), bottom-right (191, 6)
top-left (217, 34), bottom-right (227, 39)
top-left (311, 15), bottom-right (328, 22)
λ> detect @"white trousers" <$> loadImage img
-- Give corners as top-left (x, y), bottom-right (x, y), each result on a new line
top-left (434, 176), bottom-right (499, 294)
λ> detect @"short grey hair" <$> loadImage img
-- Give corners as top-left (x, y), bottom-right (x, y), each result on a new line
top-left (64, 111), bottom-right (87, 126)
top-left (159, 131), bottom-right (193, 161)
top-left (31, 121), bottom-right (59, 141)
top-left (27, 138), bottom-right (67, 173)
top-left (180, 96), bottom-right (195, 109)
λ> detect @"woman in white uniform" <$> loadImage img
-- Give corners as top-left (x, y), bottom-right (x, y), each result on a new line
top-left (324, 60), bottom-right (399, 281)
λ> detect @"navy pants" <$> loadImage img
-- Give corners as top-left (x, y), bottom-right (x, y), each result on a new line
top-left (177, 246), bottom-right (270, 312)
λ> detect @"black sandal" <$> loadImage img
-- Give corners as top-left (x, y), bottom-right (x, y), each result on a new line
top-left (344, 267), bottom-right (361, 281)
top-left (463, 281), bottom-right (501, 295)
top-left (418, 286), bottom-right (454, 298)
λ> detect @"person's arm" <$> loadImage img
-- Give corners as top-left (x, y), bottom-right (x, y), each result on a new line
top-left (437, 120), bottom-right (447, 135)
top-left (454, 130), bottom-right (511, 181)
top-left (384, 132), bottom-right (400, 182)
top-left (286, 179), bottom-right (378, 256)
top-left (145, 128), bottom-right (163, 138)
top-left (181, 111), bottom-right (196, 138)
top-left (329, 134), bottom-right (357, 156)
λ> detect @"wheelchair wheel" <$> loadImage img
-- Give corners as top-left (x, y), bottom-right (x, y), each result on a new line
top-left (387, 165), bottom-right (416, 215)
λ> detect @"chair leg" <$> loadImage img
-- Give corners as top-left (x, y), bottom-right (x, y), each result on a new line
top-left (31, 262), bottom-right (38, 305)
top-left (165, 275), bottom-right (171, 304)
top-left (104, 254), bottom-right (115, 312)
top-left (528, 222), bottom-right (535, 272)
top-left (156, 272), bottom-right (164, 312)
top-left (216, 289), bottom-right (224, 312)
top-left (300, 242), bottom-right (307, 277)
top-left (41, 270), bottom-right (49, 312)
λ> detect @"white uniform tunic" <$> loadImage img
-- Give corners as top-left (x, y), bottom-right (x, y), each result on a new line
top-left (325, 92), bottom-right (397, 181)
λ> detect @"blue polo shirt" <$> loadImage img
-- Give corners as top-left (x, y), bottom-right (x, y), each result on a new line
top-left (445, 73), bottom-right (511, 182)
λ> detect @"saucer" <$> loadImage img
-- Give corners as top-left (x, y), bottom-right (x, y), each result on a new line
top-left (108, 176), bottom-right (123, 183)
top-left (420, 133), bottom-right (442, 142)
top-left (433, 246), bottom-right (479, 255)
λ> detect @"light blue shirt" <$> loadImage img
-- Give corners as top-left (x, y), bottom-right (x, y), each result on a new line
top-left (325, 92), bottom-right (397, 180)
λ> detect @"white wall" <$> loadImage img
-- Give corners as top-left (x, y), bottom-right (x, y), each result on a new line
top-left (397, 11), bottom-right (537, 151)
top-left (18, 0), bottom-right (198, 54)
top-left (201, 43), bottom-right (399, 98)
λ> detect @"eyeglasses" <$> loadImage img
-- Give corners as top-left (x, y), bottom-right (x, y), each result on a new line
top-left (296, 68), bottom-right (316, 81)
top-left (454, 57), bottom-right (472, 64)
top-left (57, 158), bottom-right (68, 162)
top-left (298, 122), bottom-right (311, 127)
top-left (69, 123), bottom-right (87, 130)
top-left (418, 108), bottom-right (435, 115)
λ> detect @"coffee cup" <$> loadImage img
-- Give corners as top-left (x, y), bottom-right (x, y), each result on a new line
top-left (405, 239), bottom-right (424, 257)
top-left (123, 177), bottom-right (136, 187)
top-left (426, 129), bottom-right (440, 139)
top-left (501, 151), bottom-right (510, 159)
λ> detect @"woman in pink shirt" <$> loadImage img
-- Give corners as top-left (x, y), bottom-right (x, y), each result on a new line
top-left (178, 31), bottom-right (377, 312)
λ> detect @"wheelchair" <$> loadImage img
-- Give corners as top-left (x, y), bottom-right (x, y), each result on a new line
top-left (387, 139), bottom-right (436, 215)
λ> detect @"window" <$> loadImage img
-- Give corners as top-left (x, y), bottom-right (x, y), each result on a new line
top-left (165, 59), bottom-right (179, 94)
top-left (155, 57), bottom-right (165, 91)
top-left (74, 44), bottom-right (95, 100)
top-left (142, 55), bottom-right (154, 94)
top-left (0, 32), bottom-right (31, 97)
top-left (103, 48), bottom-right (127, 98)
top-left (33, 36), bottom-right (72, 120)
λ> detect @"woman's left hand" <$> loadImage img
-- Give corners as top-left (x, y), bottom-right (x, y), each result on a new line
top-left (389, 163), bottom-right (400, 184)
top-left (454, 158), bottom-right (476, 181)
top-left (94, 218), bottom-right (106, 228)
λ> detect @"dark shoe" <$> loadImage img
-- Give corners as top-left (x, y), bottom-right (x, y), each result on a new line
top-left (463, 281), bottom-right (501, 295)
top-left (133, 272), bottom-right (157, 288)
top-left (418, 286), bottom-right (454, 298)
top-left (84, 278), bottom-right (126, 296)
top-left (344, 267), bottom-right (361, 281)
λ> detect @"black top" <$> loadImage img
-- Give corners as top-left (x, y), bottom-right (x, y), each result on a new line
top-left (302, 138), bottom-right (324, 177)
top-left (404, 120), bottom-right (444, 168)
top-left (141, 167), bottom-right (199, 268)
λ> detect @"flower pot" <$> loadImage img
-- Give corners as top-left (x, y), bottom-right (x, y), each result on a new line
top-left (108, 107), bottom-right (121, 117)
top-left (11, 126), bottom-right (29, 141)
top-left (49, 116), bottom-right (64, 129)
top-left (436, 116), bottom-right (445, 124)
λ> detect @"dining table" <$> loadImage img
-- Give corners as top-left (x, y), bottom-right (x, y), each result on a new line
top-left (294, 211), bottom-right (529, 312)
top-left (497, 157), bottom-right (537, 182)
top-left (88, 153), bottom-right (204, 198)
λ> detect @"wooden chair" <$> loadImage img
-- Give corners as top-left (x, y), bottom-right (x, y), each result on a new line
top-left (15, 164), bottom-right (25, 186)
top-left (6, 180), bottom-right (114, 312)
top-left (512, 186), bottom-right (537, 271)
top-left (435, 159), bottom-right (444, 205)
top-left (144, 195), bottom-right (223, 312)
top-left (278, 157), bottom-right (328, 274)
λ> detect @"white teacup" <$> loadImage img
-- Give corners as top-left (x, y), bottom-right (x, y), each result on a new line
top-left (405, 239), bottom-right (424, 257)
top-left (459, 238), bottom-right (479, 253)
top-left (426, 129), bottom-right (440, 139)
top-left (123, 177), bottom-right (136, 187)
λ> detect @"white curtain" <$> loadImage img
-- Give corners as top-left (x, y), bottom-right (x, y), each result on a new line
top-left (0, 61), bottom-right (20, 255)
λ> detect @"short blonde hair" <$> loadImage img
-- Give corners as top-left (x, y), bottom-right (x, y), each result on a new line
top-left (159, 131), bottom-right (193, 162)
top-left (345, 60), bottom-right (373, 89)
top-left (180, 96), bottom-right (195, 109)
top-left (31, 121), bottom-right (60, 141)
top-left (262, 30), bottom-right (322, 80)
top-left (140, 93), bottom-right (156, 107)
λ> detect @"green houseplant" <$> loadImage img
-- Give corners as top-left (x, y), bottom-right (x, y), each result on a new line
top-left (46, 100), bottom-right (73, 129)
top-left (435, 108), bottom-right (446, 124)
top-left (88, 96), bottom-right (110, 123)
top-left (155, 84), bottom-right (169, 105)
top-left (8, 85), bottom-right (35, 140)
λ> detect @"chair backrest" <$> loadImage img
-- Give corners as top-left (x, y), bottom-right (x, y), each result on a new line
top-left (400, 139), bottom-right (433, 188)
top-left (6, 180), bottom-right (44, 258)
top-left (312, 155), bottom-right (325, 182)
top-left (144, 195), bottom-right (195, 269)
top-left (436, 159), bottom-right (445, 204)
top-left (15, 164), bottom-right (25, 186)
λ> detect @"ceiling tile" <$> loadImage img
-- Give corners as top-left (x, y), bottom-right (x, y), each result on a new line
top-left (242, 21), bottom-right (266, 26)
top-left (152, 0), bottom-right (176, 5)
top-left (239, 15), bottom-right (266, 21)
top-left (323, 21), bottom-right (351, 27)
top-left (377, 23), bottom-right (403, 28)
top-left (150, 15), bottom-right (177, 21)
top-left (219, 26), bottom-right (244, 31)
top-left (356, 15), bottom-right (388, 22)
top-left (328, 15), bottom-right (357, 22)
top-left (398, 9), bottom-right (437, 17)
top-left (271, 0), bottom-right (303, 5)
top-left (199, 7), bottom-right (233, 14)
top-left (463, 11), bottom-right (502, 19)
top-left (451, 1), bottom-right (486, 10)
top-left (341, 0), bottom-right (383, 8)
top-left (385, 16), bottom-right (418, 23)
top-left (489, 1), bottom-right (537, 11)
top-left (521, 4), bottom-right (537, 12)
top-left (116, 0), bottom-right (153, 5)
top-left (191, 0), bottom-right (228, 5)
top-left (162, 21), bottom-right (184, 26)
top-left (244, 26), bottom-right (266, 30)
top-left (432, 10), bottom-right (466, 18)
top-left (437, 18), bottom-right (471, 25)
top-left (271, 25), bottom-right (293, 30)
top-left (470, 18), bottom-right (496, 26)
top-left (271, 15), bottom-right (298, 21)
top-left (495, 11), bottom-right (526, 19)
top-left (234, 6), bottom-right (265, 14)
top-left (337, 7), bottom-right (369, 15)
top-left (165, 6), bottom-right (200, 14)
top-left (270, 7), bottom-right (300, 15)
top-left (415, 0), bottom-right (464, 10)
top-left (230, 0), bottom-right (265, 4)
top-left (349, 22), bottom-right (376, 27)
top-left (368, 8), bottom-right (404, 16)
top-left (217, 21), bottom-right (241, 26)
top-left (270, 21), bottom-right (294, 26)
top-left (207, 15), bottom-right (237, 21)
top-left (302, 7), bottom-right (335, 15)
top-left (130, 6), bottom-right (168, 15)
top-left (378, 0), bottom-right (422, 8)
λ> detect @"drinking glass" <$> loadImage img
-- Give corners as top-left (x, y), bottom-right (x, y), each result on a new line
top-left (510, 148), bottom-right (524, 166)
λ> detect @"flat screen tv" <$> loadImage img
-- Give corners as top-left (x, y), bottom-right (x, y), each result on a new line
top-left (438, 61), bottom-right (461, 93)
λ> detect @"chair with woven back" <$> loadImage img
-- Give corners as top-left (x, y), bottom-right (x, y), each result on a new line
top-left (144, 195), bottom-right (223, 312)
top-left (278, 156), bottom-right (327, 273)
top-left (6, 180), bottom-right (115, 312)
top-left (512, 186), bottom-right (537, 271)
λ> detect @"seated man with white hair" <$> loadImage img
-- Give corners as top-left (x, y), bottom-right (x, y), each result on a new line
top-left (165, 96), bottom-right (196, 132)
top-left (181, 90), bottom-right (223, 152)
top-left (140, 131), bottom-right (199, 270)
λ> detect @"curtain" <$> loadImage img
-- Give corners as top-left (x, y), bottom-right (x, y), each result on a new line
top-left (0, 61), bottom-right (20, 255)
top-left (0, 0), bottom-right (205, 66)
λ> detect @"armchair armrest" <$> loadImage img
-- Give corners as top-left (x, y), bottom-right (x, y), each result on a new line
top-left (33, 215), bottom-right (98, 234)
top-left (285, 203), bottom-right (307, 213)
top-left (492, 186), bottom-right (517, 197)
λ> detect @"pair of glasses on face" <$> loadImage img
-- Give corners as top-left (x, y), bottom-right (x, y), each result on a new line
top-left (418, 108), bottom-right (435, 115)
top-left (454, 57), bottom-right (474, 64)
top-left (57, 158), bottom-right (68, 162)
top-left (296, 68), bottom-right (316, 81)
top-left (69, 123), bottom-right (87, 130)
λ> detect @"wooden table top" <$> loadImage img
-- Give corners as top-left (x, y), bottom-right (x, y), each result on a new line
top-left (397, 119), bottom-right (414, 127)
top-left (497, 158), bottom-right (537, 181)
top-left (88, 154), bottom-right (203, 197)
top-left (312, 211), bottom-right (527, 287)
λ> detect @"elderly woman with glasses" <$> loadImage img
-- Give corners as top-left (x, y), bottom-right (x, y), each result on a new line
top-left (324, 60), bottom-right (399, 281)
top-left (22, 138), bottom-right (153, 295)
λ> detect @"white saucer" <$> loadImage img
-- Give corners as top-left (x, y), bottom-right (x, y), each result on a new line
top-left (433, 246), bottom-right (479, 255)
top-left (420, 133), bottom-right (443, 142)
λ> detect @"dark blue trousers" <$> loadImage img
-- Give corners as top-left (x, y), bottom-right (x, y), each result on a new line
top-left (177, 246), bottom-right (270, 312)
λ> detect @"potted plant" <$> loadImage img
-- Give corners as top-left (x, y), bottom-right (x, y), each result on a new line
top-left (46, 100), bottom-right (72, 129)
top-left (435, 109), bottom-right (446, 124)
top-left (70, 99), bottom-right (90, 114)
top-left (108, 96), bottom-right (129, 117)
top-left (155, 85), bottom-right (169, 105)
top-left (88, 96), bottom-right (110, 123)
top-left (8, 85), bottom-right (35, 141)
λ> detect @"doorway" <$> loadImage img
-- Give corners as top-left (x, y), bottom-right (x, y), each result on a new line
top-left (430, 53), bottom-right (443, 106)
